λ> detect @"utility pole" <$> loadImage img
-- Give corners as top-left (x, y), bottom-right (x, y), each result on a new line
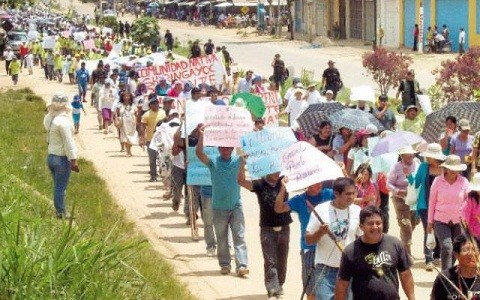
top-left (307, 0), bottom-right (313, 43)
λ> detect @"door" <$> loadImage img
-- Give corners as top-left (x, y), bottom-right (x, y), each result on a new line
top-left (364, 0), bottom-right (375, 41)
top-left (436, 0), bottom-right (468, 51)
top-left (339, 0), bottom-right (346, 38)
top-left (403, 0), bottom-right (415, 48)
top-left (349, 0), bottom-right (362, 39)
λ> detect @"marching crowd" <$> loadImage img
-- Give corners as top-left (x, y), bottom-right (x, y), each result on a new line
top-left (17, 6), bottom-right (480, 300)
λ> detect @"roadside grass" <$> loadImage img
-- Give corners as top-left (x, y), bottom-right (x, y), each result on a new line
top-left (0, 88), bottom-right (195, 300)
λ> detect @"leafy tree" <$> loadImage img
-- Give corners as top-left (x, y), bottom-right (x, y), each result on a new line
top-left (432, 47), bottom-right (480, 103)
top-left (131, 17), bottom-right (160, 47)
top-left (99, 16), bottom-right (119, 33)
top-left (361, 47), bottom-right (412, 95)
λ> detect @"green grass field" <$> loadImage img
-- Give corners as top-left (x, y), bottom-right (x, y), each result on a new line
top-left (0, 88), bottom-right (195, 300)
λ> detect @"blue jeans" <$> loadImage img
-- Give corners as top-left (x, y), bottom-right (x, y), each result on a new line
top-left (213, 206), bottom-right (248, 270)
top-left (434, 221), bottom-right (463, 270)
top-left (200, 196), bottom-right (216, 250)
top-left (315, 264), bottom-right (351, 300)
top-left (47, 154), bottom-right (71, 215)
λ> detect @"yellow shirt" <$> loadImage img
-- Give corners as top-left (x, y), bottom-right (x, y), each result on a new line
top-left (9, 60), bottom-right (21, 75)
top-left (141, 109), bottom-right (166, 141)
top-left (401, 117), bottom-right (424, 135)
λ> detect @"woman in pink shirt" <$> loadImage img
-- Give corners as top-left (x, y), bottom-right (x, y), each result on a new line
top-left (354, 163), bottom-right (380, 208)
top-left (462, 173), bottom-right (480, 239)
top-left (427, 155), bottom-right (469, 270)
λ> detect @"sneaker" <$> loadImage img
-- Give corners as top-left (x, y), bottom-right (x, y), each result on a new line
top-left (425, 262), bottom-right (434, 272)
top-left (206, 248), bottom-right (216, 257)
top-left (149, 177), bottom-right (158, 182)
top-left (172, 202), bottom-right (179, 212)
top-left (237, 266), bottom-right (249, 277)
top-left (220, 266), bottom-right (231, 275)
top-left (162, 192), bottom-right (172, 200)
top-left (56, 212), bottom-right (74, 220)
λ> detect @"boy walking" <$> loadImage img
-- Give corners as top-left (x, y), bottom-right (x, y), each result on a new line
top-left (9, 56), bottom-right (21, 85)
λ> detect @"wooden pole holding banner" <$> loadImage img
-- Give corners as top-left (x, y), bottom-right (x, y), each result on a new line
top-left (184, 106), bottom-right (199, 241)
top-left (305, 200), bottom-right (343, 252)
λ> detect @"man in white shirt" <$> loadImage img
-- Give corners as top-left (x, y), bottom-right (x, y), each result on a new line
top-left (283, 77), bottom-right (300, 106)
top-left (305, 83), bottom-right (322, 105)
top-left (305, 177), bottom-right (362, 300)
top-left (3, 46), bottom-right (15, 75)
top-left (284, 88), bottom-right (308, 127)
top-left (237, 70), bottom-right (254, 93)
top-left (459, 28), bottom-right (466, 54)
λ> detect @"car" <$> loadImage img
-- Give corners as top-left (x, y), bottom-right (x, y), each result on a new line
top-left (102, 9), bottom-right (117, 18)
top-left (7, 31), bottom-right (27, 55)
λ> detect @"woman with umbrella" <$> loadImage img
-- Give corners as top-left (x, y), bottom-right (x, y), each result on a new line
top-left (408, 143), bottom-right (445, 271)
top-left (308, 120), bottom-right (334, 158)
top-left (450, 119), bottom-right (474, 178)
top-left (427, 155), bottom-right (469, 270)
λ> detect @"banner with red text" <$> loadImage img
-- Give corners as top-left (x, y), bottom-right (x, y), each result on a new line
top-left (137, 54), bottom-right (226, 93)
top-left (258, 91), bottom-right (280, 127)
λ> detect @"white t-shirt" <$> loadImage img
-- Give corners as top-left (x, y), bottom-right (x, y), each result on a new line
top-left (285, 98), bottom-right (308, 123)
top-left (305, 90), bottom-right (322, 105)
top-left (306, 201), bottom-right (362, 267)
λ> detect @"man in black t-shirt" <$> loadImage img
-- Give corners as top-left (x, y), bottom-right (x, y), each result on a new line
top-left (335, 206), bottom-right (415, 300)
top-left (321, 60), bottom-right (342, 99)
top-left (238, 163), bottom-right (292, 299)
top-left (204, 39), bottom-right (215, 55)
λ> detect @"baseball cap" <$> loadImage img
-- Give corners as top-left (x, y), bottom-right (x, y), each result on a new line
top-left (458, 119), bottom-right (471, 131)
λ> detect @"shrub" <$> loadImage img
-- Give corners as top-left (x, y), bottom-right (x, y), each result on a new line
top-left (362, 47), bottom-right (413, 95)
top-left (432, 47), bottom-right (480, 102)
top-left (99, 16), bottom-right (119, 33)
top-left (131, 17), bottom-right (160, 47)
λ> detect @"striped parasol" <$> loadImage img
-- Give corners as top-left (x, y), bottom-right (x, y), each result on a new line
top-left (421, 101), bottom-right (480, 143)
top-left (328, 108), bottom-right (385, 132)
top-left (299, 102), bottom-right (346, 119)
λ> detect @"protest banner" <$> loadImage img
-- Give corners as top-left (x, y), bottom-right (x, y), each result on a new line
top-left (281, 142), bottom-right (343, 192)
top-left (186, 147), bottom-right (217, 185)
top-left (241, 127), bottom-right (296, 179)
top-left (258, 91), bottom-right (280, 126)
top-left (204, 106), bottom-right (253, 147)
top-left (83, 39), bottom-right (95, 50)
top-left (137, 54), bottom-right (226, 93)
top-left (42, 36), bottom-right (56, 49)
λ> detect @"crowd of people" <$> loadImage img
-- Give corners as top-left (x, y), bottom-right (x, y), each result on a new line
top-left (15, 4), bottom-right (480, 300)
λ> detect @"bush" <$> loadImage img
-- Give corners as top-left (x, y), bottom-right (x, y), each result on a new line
top-left (131, 17), bottom-right (160, 47)
top-left (362, 47), bottom-right (413, 95)
top-left (99, 16), bottom-right (119, 33)
top-left (432, 47), bottom-right (480, 102)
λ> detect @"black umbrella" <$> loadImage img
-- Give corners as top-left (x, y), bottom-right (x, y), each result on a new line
top-left (297, 111), bottom-right (330, 138)
top-left (422, 101), bottom-right (480, 143)
top-left (328, 108), bottom-right (385, 132)
top-left (298, 102), bottom-right (346, 120)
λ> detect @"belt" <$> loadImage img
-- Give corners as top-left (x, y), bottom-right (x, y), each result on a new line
top-left (263, 225), bottom-right (289, 232)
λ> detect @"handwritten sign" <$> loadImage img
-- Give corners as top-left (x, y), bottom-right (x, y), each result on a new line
top-left (137, 54), bottom-right (226, 93)
top-left (281, 142), bottom-right (343, 192)
top-left (259, 91), bottom-right (280, 126)
top-left (42, 36), bottom-right (56, 50)
top-left (83, 39), bottom-right (95, 50)
top-left (241, 127), bottom-right (296, 178)
top-left (186, 147), bottom-right (216, 185)
top-left (204, 106), bottom-right (253, 147)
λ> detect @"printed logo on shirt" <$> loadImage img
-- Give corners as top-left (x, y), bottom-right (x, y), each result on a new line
top-left (331, 219), bottom-right (349, 241)
top-left (365, 251), bottom-right (392, 277)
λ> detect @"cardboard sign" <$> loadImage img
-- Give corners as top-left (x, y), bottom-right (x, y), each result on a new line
top-left (258, 91), bottom-right (280, 126)
top-left (281, 142), bottom-right (343, 192)
top-left (186, 147), bottom-right (217, 185)
top-left (42, 36), bottom-right (56, 49)
top-left (137, 54), bottom-right (226, 93)
top-left (204, 106), bottom-right (253, 147)
top-left (83, 39), bottom-right (95, 50)
top-left (241, 127), bottom-right (296, 179)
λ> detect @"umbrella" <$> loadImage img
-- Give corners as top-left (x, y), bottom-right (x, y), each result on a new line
top-left (230, 93), bottom-right (266, 118)
top-left (299, 102), bottom-right (345, 117)
top-left (147, 1), bottom-right (160, 8)
top-left (349, 85), bottom-right (376, 103)
top-left (371, 131), bottom-right (425, 157)
top-left (328, 108), bottom-right (385, 132)
top-left (296, 111), bottom-right (330, 138)
top-left (422, 101), bottom-right (480, 143)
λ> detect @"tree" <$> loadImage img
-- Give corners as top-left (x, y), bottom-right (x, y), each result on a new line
top-left (432, 47), bottom-right (480, 103)
top-left (131, 17), bottom-right (160, 48)
top-left (99, 16), bottom-right (119, 33)
top-left (361, 47), bottom-right (412, 95)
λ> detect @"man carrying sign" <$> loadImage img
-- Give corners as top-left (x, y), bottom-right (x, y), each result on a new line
top-left (238, 162), bottom-right (292, 299)
top-left (274, 179), bottom-right (334, 300)
top-left (305, 177), bottom-right (362, 300)
top-left (196, 124), bottom-right (249, 277)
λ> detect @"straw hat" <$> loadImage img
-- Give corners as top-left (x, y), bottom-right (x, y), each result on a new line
top-left (420, 143), bottom-right (446, 161)
top-left (398, 145), bottom-right (417, 155)
top-left (293, 88), bottom-right (305, 97)
top-left (440, 155), bottom-right (467, 172)
top-left (470, 173), bottom-right (480, 191)
top-left (47, 93), bottom-right (71, 113)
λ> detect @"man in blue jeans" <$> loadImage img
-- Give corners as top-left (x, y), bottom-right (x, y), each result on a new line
top-left (196, 124), bottom-right (249, 277)
top-left (238, 162), bottom-right (292, 299)
top-left (275, 178), bottom-right (334, 300)
top-left (305, 177), bottom-right (361, 300)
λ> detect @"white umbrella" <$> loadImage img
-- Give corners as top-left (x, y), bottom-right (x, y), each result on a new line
top-left (349, 85), bottom-right (376, 103)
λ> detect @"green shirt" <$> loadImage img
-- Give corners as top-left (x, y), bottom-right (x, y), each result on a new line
top-left (401, 117), bottom-right (424, 135)
top-left (9, 60), bottom-right (21, 75)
